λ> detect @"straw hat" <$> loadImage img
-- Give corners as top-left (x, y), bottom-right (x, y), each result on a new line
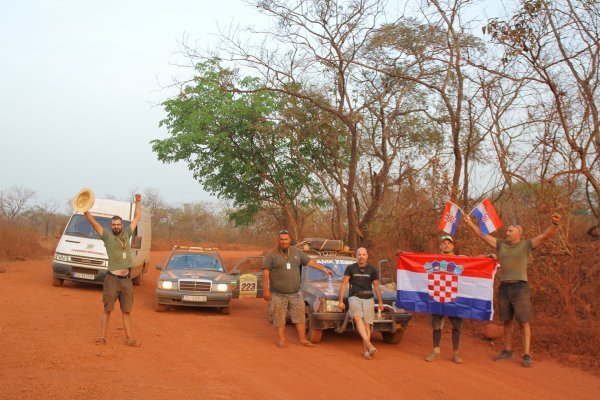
top-left (71, 187), bottom-right (95, 212)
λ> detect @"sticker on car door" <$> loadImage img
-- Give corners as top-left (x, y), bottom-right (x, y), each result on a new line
top-left (239, 274), bottom-right (258, 298)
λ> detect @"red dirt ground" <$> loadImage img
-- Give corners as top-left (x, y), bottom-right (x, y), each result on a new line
top-left (1, 250), bottom-right (598, 400)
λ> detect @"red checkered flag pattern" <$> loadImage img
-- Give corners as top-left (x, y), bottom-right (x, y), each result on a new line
top-left (427, 273), bottom-right (458, 303)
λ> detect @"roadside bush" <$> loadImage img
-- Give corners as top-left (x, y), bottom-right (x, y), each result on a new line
top-left (0, 221), bottom-right (48, 261)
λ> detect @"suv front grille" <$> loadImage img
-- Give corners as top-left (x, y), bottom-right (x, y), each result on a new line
top-left (179, 280), bottom-right (211, 292)
top-left (71, 256), bottom-right (104, 267)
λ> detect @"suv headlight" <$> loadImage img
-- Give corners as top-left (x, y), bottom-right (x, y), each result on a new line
top-left (158, 280), bottom-right (176, 290)
top-left (319, 299), bottom-right (343, 312)
top-left (215, 283), bottom-right (229, 292)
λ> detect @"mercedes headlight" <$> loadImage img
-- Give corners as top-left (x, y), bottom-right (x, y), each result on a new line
top-left (159, 280), bottom-right (175, 290)
top-left (215, 283), bottom-right (229, 292)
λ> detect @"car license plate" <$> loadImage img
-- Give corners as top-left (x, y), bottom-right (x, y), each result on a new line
top-left (182, 295), bottom-right (207, 302)
top-left (73, 272), bottom-right (95, 280)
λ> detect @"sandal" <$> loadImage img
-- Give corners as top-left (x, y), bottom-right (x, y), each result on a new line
top-left (368, 345), bottom-right (377, 357)
top-left (95, 337), bottom-right (106, 345)
top-left (125, 338), bottom-right (142, 347)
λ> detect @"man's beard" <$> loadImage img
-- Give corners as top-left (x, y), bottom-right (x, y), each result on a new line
top-left (112, 228), bottom-right (122, 235)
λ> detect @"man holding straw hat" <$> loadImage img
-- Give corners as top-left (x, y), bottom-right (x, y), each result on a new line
top-left (82, 192), bottom-right (142, 347)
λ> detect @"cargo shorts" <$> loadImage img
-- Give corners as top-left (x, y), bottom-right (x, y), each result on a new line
top-left (268, 291), bottom-right (304, 327)
top-left (348, 296), bottom-right (375, 325)
top-left (498, 281), bottom-right (531, 323)
top-left (103, 273), bottom-right (133, 313)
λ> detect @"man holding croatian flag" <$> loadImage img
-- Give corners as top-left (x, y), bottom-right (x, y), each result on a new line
top-left (464, 205), bottom-right (562, 368)
top-left (424, 235), bottom-right (467, 364)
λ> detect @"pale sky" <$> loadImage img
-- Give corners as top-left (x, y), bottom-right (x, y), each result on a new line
top-left (0, 0), bottom-right (504, 212)
top-left (0, 0), bottom-right (262, 210)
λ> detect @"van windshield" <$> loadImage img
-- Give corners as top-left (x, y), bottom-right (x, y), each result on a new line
top-left (64, 214), bottom-right (131, 239)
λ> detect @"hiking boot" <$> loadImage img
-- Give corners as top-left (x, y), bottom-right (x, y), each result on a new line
top-left (523, 354), bottom-right (533, 367)
top-left (494, 349), bottom-right (513, 361)
top-left (452, 352), bottom-right (463, 364)
top-left (425, 350), bottom-right (441, 362)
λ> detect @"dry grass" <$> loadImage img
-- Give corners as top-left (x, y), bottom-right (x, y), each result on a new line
top-left (0, 222), bottom-right (49, 261)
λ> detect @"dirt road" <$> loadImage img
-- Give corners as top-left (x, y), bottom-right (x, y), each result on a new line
top-left (1, 250), bottom-right (598, 400)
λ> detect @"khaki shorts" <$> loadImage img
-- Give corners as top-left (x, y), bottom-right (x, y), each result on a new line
top-left (269, 291), bottom-right (305, 327)
top-left (103, 273), bottom-right (133, 313)
top-left (348, 296), bottom-right (375, 325)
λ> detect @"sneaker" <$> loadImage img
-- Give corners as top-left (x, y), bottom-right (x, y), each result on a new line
top-left (494, 349), bottom-right (513, 361)
top-left (425, 350), bottom-right (441, 362)
top-left (452, 352), bottom-right (463, 364)
top-left (523, 354), bottom-right (533, 367)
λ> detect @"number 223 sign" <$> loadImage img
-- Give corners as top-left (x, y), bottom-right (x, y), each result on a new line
top-left (239, 274), bottom-right (258, 298)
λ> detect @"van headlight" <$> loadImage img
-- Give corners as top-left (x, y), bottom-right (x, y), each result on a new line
top-left (159, 280), bottom-right (175, 290)
top-left (54, 253), bottom-right (69, 262)
top-left (215, 283), bottom-right (229, 292)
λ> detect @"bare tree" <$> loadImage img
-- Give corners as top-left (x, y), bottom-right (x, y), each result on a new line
top-left (0, 186), bottom-right (36, 222)
top-left (30, 200), bottom-right (60, 237)
top-left (484, 0), bottom-right (600, 221)
top-left (209, 0), bottom-right (390, 247)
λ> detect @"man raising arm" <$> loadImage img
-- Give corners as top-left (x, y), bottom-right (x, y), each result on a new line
top-left (464, 211), bottom-right (561, 367)
top-left (85, 194), bottom-right (142, 347)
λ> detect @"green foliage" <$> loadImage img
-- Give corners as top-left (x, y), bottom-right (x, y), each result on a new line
top-left (152, 59), bottom-right (325, 225)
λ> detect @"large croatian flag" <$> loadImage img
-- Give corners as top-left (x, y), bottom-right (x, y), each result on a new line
top-left (438, 201), bottom-right (462, 235)
top-left (397, 252), bottom-right (497, 320)
top-left (470, 199), bottom-right (503, 235)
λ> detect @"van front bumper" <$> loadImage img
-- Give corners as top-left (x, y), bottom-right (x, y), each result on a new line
top-left (52, 261), bottom-right (107, 285)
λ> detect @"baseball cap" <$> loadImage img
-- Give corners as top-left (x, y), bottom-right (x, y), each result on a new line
top-left (441, 235), bottom-right (454, 243)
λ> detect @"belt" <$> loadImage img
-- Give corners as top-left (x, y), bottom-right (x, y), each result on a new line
top-left (108, 271), bottom-right (130, 279)
top-left (352, 291), bottom-right (374, 299)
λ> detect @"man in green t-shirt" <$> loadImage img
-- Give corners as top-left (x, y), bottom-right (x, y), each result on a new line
top-left (262, 230), bottom-right (333, 348)
top-left (465, 211), bottom-right (561, 367)
top-left (84, 194), bottom-right (142, 347)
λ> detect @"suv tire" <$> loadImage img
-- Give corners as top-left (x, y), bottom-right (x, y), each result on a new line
top-left (154, 300), bottom-right (168, 312)
top-left (305, 305), bottom-right (323, 343)
top-left (381, 329), bottom-right (404, 344)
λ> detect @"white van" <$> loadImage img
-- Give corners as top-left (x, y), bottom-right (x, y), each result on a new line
top-left (51, 198), bottom-right (152, 287)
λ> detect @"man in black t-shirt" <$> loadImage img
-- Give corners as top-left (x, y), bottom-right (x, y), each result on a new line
top-left (338, 247), bottom-right (383, 360)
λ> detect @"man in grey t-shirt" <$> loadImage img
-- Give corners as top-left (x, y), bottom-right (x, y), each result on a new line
top-left (263, 230), bottom-right (332, 348)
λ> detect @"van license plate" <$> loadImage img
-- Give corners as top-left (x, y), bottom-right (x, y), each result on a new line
top-left (182, 295), bottom-right (207, 302)
top-left (73, 272), bottom-right (95, 280)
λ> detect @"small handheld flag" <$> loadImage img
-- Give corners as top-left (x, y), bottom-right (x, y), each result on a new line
top-left (470, 199), bottom-right (503, 235)
top-left (438, 202), bottom-right (463, 235)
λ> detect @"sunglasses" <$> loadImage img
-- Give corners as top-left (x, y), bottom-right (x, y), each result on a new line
top-left (278, 230), bottom-right (290, 235)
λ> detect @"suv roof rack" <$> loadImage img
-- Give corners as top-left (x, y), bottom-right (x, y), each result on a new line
top-left (294, 238), bottom-right (355, 257)
top-left (172, 245), bottom-right (219, 252)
